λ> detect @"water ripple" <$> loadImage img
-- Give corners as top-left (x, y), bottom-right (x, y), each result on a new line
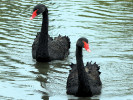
top-left (0, 0), bottom-right (133, 99)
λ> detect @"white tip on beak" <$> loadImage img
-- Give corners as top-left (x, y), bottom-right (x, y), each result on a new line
top-left (30, 17), bottom-right (33, 20)
top-left (87, 49), bottom-right (91, 52)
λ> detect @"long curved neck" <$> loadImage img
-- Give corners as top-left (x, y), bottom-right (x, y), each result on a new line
top-left (41, 8), bottom-right (48, 34)
top-left (76, 46), bottom-right (91, 95)
top-left (36, 8), bottom-right (50, 62)
top-left (76, 46), bottom-right (86, 85)
top-left (76, 46), bottom-right (84, 68)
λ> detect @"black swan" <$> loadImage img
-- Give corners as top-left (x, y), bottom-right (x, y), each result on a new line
top-left (30, 4), bottom-right (70, 62)
top-left (66, 37), bottom-right (102, 97)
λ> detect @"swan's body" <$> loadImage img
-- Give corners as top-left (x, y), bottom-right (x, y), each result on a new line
top-left (32, 33), bottom-right (70, 61)
top-left (66, 38), bottom-right (102, 97)
top-left (31, 4), bottom-right (70, 62)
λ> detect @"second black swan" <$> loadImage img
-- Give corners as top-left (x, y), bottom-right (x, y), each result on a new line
top-left (66, 37), bottom-right (102, 97)
top-left (30, 4), bottom-right (70, 62)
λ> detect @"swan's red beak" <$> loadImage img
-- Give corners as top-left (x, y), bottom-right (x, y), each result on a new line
top-left (83, 41), bottom-right (91, 52)
top-left (30, 9), bottom-right (38, 20)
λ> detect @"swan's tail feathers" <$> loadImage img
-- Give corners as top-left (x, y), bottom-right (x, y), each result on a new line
top-left (54, 34), bottom-right (70, 49)
top-left (86, 61), bottom-right (92, 66)
top-left (48, 34), bottom-right (70, 60)
top-left (61, 35), bottom-right (71, 49)
top-left (85, 61), bottom-right (102, 91)
top-left (58, 35), bottom-right (70, 57)
top-left (85, 62), bottom-right (101, 75)
top-left (65, 35), bottom-right (71, 49)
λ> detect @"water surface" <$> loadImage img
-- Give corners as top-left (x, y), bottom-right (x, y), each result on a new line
top-left (0, 0), bottom-right (133, 100)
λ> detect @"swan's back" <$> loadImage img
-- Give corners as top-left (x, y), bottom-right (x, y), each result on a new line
top-left (48, 35), bottom-right (70, 60)
top-left (32, 33), bottom-right (70, 60)
top-left (85, 62), bottom-right (102, 95)
top-left (66, 62), bottom-right (102, 96)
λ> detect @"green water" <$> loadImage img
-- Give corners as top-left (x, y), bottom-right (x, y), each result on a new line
top-left (0, 0), bottom-right (133, 100)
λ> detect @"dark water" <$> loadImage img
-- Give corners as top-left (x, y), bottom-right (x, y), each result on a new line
top-left (0, 0), bottom-right (133, 100)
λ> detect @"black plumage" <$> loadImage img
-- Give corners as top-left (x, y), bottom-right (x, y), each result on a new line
top-left (31, 4), bottom-right (70, 62)
top-left (66, 37), bottom-right (102, 97)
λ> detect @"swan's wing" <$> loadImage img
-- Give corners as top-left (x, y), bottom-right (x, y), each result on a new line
top-left (67, 62), bottom-right (102, 95)
top-left (32, 32), bottom-right (53, 59)
top-left (66, 63), bottom-right (78, 95)
top-left (85, 62), bottom-right (101, 80)
top-left (48, 35), bottom-right (70, 60)
top-left (48, 34), bottom-right (53, 41)
top-left (85, 62), bottom-right (102, 95)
